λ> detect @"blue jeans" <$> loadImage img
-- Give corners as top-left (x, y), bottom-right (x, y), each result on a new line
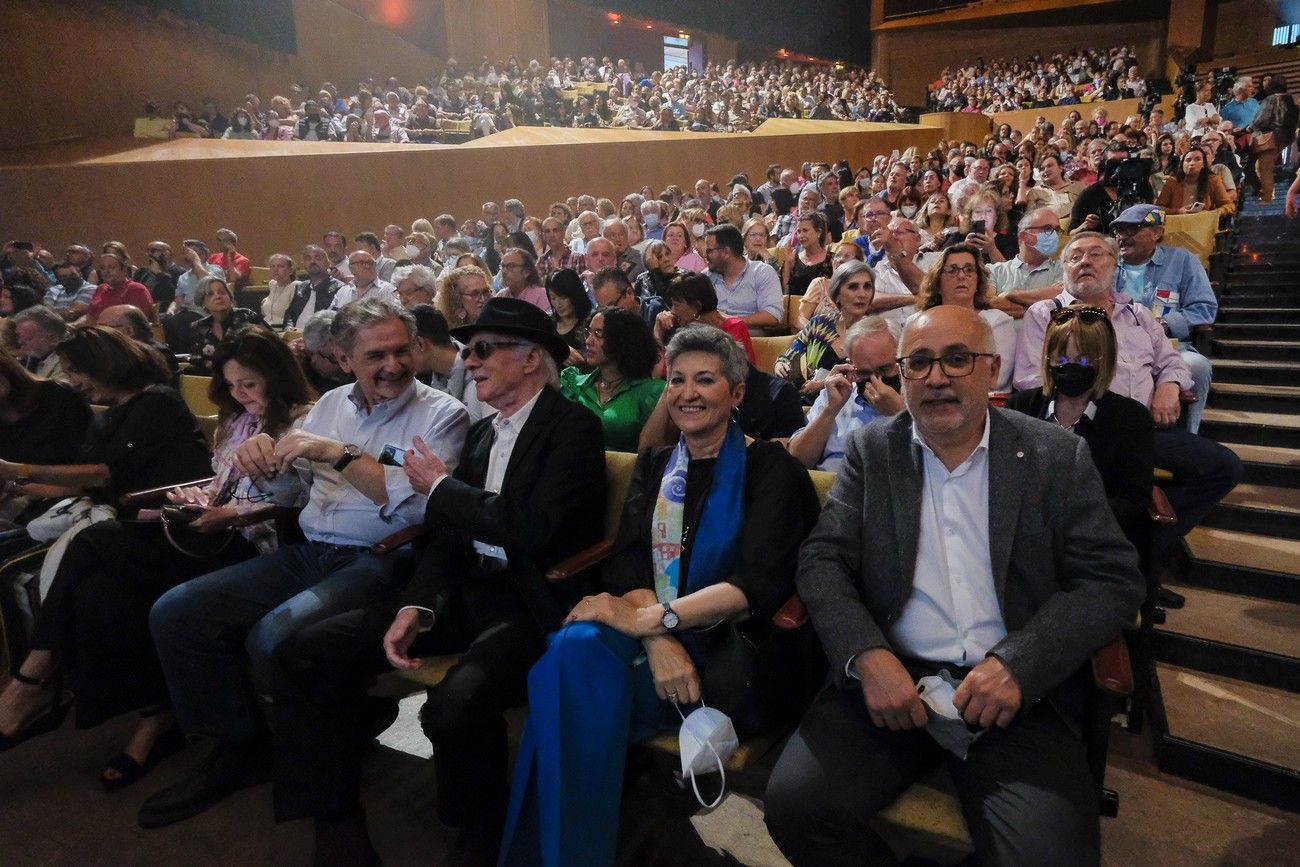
top-left (150, 542), bottom-right (410, 743)
top-left (1180, 344), bottom-right (1212, 435)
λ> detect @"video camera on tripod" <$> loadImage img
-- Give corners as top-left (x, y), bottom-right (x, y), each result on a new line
top-left (1104, 148), bottom-right (1155, 217)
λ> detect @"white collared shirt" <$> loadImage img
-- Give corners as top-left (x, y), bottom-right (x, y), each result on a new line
top-left (470, 386), bottom-right (546, 562)
top-left (888, 413), bottom-right (1007, 666)
top-left (295, 380), bottom-right (469, 546)
top-left (331, 279), bottom-right (398, 309)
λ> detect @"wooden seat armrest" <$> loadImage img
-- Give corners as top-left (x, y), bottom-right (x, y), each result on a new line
top-left (1091, 635), bottom-right (1133, 697)
top-left (1149, 485), bottom-right (1177, 525)
top-left (1179, 389), bottom-right (1197, 404)
top-left (1191, 324), bottom-right (1213, 333)
top-left (772, 594), bottom-right (807, 630)
top-left (370, 524), bottom-right (426, 555)
top-left (120, 477), bottom-right (216, 508)
top-left (545, 538), bottom-right (615, 583)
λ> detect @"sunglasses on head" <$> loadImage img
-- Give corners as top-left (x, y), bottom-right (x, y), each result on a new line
top-left (1049, 305), bottom-right (1108, 324)
top-left (460, 339), bottom-right (526, 361)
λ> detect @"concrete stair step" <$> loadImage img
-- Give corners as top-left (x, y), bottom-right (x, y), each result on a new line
top-left (1185, 526), bottom-right (1300, 604)
top-left (1210, 358), bottom-right (1300, 386)
top-left (1205, 483), bottom-right (1300, 540)
top-left (1216, 292), bottom-right (1300, 308)
top-left (1154, 585), bottom-right (1300, 693)
top-left (1209, 382), bottom-right (1300, 415)
top-left (1221, 441), bottom-right (1300, 488)
top-left (1217, 307), bottom-right (1300, 323)
top-left (1200, 407), bottom-right (1300, 449)
top-left (1211, 323), bottom-right (1300, 340)
top-left (1210, 339), bottom-right (1300, 362)
top-left (1154, 664), bottom-right (1300, 811)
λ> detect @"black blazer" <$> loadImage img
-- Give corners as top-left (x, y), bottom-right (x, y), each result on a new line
top-left (400, 386), bottom-right (607, 633)
top-left (1006, 389), bottom-right (1153, 550)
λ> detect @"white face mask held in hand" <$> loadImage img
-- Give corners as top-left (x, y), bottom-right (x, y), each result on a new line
top-left (675, 699), bottom-right (738, 808)
top-left (916, 669), bottom-right (984, 760)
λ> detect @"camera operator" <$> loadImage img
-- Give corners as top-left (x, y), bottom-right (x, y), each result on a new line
top-left (1070, 142), bottom-right (1155, 235)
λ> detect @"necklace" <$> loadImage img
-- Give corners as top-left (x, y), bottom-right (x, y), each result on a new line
top-left (597, 375), bottom-right (624, 405)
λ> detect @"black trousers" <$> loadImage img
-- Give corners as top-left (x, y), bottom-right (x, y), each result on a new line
top-left (764, 685), bottom-right (1098, 867)
top-left (271, 569), bottom-right (546, 827)
top-left (29, 519), bottom-right (257, 728)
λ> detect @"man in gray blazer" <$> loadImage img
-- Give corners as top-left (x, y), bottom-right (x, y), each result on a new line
top-left (765, 306), bottom-right (1144, 866)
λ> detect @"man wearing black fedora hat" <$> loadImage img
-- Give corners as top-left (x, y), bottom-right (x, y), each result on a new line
top-left (268, 297), bottom-right (608, 864)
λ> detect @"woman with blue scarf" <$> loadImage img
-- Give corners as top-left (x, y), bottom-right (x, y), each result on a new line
top-left (499, 324), bottom-right (820, 866)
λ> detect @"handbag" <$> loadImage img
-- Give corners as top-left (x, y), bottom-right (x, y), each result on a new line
top-left (29, 497), bottom-right (116, 600)
top-left (1252, 130), bottom-right (1276, 154)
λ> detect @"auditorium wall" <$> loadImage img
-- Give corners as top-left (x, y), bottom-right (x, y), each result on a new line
top-left (0, 123), bottom-right (940, 264)
top-left (873, 18), bottom-right (1167, 106)
top-left (0, 0), bottom-right (444, 151)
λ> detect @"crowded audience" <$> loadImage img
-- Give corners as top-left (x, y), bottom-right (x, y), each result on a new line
top-left (2, 60), bottom-right (1275, 863)
top-left (927, 45), bottom-right (1149, 113)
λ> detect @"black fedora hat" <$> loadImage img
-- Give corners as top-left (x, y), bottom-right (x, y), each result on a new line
top-left (450, 296), bottom-right (570, 364)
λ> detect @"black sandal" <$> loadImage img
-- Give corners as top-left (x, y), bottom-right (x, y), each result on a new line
top-left (101, 712), bottom-right (188, 793)
top-left (0, 671), bottom-right (71, 754)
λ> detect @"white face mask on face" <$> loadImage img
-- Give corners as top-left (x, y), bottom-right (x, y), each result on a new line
top-left (525, 230), bottom-right (539, 244)
top-left (403, 244), bottom-right (421, 259)
top-left (900, 205), bottom-right (919, 218)
top-left (691, 223), bottom-right (707, 239)
top-left (677, 700), bottom-right (738, 808)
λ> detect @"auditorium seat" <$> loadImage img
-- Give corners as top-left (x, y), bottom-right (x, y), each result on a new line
top-left (751, 335), bottom-right (795, 375)
top-left (178, 374), bottom-right (219, 417)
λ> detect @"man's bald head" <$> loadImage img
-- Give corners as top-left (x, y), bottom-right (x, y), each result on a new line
top-left (99, 304), bottom-right (153, 341)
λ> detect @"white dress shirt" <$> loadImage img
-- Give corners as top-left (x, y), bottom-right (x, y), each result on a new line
top-left (295, 380), bottom-right (468, 546)
top-left (888, 415), bottom-right (1007, 667)
top-left (330, 279), bottom-right (398, 309)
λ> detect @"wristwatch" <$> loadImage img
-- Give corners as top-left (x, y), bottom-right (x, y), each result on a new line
top-left (13, 464), bottom-right (31, 485)
top-left (333, 443), bottom-right (362, 472)
top-left (661, 601), bottom-right (680, 632)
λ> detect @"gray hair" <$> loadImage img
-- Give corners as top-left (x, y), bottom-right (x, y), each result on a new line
top-left (504, 198), bottom-right (526, 218)
top-left (1017, 207), bottom-right (1057, 233)
top-left (1062, 231), bottom-right (1120, 263)
top-left (828, 260), bottom-right (877, 305)
top-left (843, 315), bottom-right (899, 358)
top-left (331, 298), bottom-right (416, 355)
top-left (665, 324), bottom-right (749, 389)
top-left (11, 304), bottom-right (68, 337)
top-left (1233, 77), bottom-right (1252, 97)
top-left (392, 264), bottom-right (437, 290)
top-left (303, 309), bottom-right (339, 352)
top-left (195, 274), bottom-right (230, 307)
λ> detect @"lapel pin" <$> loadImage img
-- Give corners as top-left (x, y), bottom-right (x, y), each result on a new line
top-left (1016, 451), bottom-right (1024, 458)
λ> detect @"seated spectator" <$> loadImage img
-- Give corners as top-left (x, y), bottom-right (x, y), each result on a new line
top-left (1219, 76), bottom-right (1260, 132)
top-left (951, 189), bottom-right (1017, 263)
top-left (664, 220), bottom-right (706, 273)
top-left (208, 229), bottom-right (251, 293)
top-left (436, 264), bottom-right (492, 327)
top-left (705, 225), bottom-right (783, 333)
top-left (297, 309), bottom-right (352, 395)
top-left (913, 244), bottom-right (1016, 392)
top-left (1112, 205), bottom-right (1218, 432)
top-left (783, 212), bottom-right (834, 296)
top-left (262, 253), bottom-right (298, 327)
top-left (45, 260), bottom-right (97, 320)
top-left (1014, 232), bottom-right (1242, 563)
top-left (0, 328), bottom-right (311, 785)
top-left (947, 157), bottom-right (990, 211)
top-left (546, 268), bottom-right (593, 364)
top-left (1184, 79), bottom-right (1220, 134)
top-left (170, 102), bottom-right (208, 139)
top-left (405, 100), bottom-right (443, 142)
top-left (1008, 304), bottom-right (1153, 548)
top-left (915, 191), bottom-right (960, 251)
top-left (798, 241), bottom-right (865, 329)
top-left (136, 242), bottom-right (179, 312)
top-left (0, 348), bottom-right (93, 519)
top-left (87, 252), bottom-right (156, 325)
top-left (634, 240), bottom-right (690, 301)
top-left (867, 217), bottom-right (933, 325)
top-left (408, 304), bottom-right (461, 391)
top-left (1155, 148), bottom-right (1235, 217)
top-left (788, 316), bottom-right (904, 471)
top-left (776, 262), bottom-right (878, 398)
top-left (560, 306), bottom-right (663, 451)
top-left (986, 208), bottom-right (1066, 319)
top-left (186, 277), bottom-right (266, 375)
top-left (332, 251), bottom-right (397, 308)
top-left (536, 217), bottom-right (586, 283)
top-left (293, 100), bottom-right (334, 141)
top-left (139, 300), bottom-right (470, 831)
top-left (570, 210), bottom-right (604, 255)
top-left (98, 304), bottom-right (179, 374)
top-left (11, 305), bottom-right (69, 382)
top-left (263, 297), bottom-right (602, 864)
top-left (285, 245), bottom-right (347, 329)
top-left (500, 324), bottom-right (819, 865)
top-left (653, 272), bottom-right (755, 363)
top-left (496, 246), bottom-right (551, 312)
top-left (765, 305), bottom-right (1144, 867)
top-left (221, 108), bottom-right (258, 140)
top-left (592, 265), bottom-right (666, 329)
top-left (1022, 153), bottom-right (1085, 218)
top-left (602, 219), bottom-right (645, 281)
top-left (170, 240), bottom-right (224, 320)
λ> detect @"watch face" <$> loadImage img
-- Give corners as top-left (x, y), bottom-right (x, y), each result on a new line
top-left (663, 607), bottom-right (680, 630)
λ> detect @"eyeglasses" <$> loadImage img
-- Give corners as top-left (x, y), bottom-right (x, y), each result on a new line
top-left (1049, 305), bottom-right (1108, 324)
top-left (460, 340), bottom-right (526, 361)
top-left (1023, 225), bottom-right (1060, 235)
top-left (853, 363), bottom-right (898, 380)
top-left (896, 351), bottom-right (995, 380)
top-left (501, 263), bottom-right (525, 271)
top-left (1064, 249), bottom-right (1116, 265)
top-left (940, 264), bottom-right (978, 276)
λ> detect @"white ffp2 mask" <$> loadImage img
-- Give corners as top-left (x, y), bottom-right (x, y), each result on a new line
top-left (676, 700), bottom-right (738, 808)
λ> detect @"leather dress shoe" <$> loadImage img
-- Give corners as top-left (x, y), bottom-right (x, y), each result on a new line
top-left (138, 738), bottom-right (271, 829)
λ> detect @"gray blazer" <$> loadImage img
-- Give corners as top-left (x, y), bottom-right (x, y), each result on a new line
top-left (797, 408), bottom-right (1144, 709)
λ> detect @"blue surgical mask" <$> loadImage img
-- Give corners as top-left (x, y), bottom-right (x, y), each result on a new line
top-left (1033, 230), bottom-right (1060, 257)
top-left (644, 213), bottom-right (660, 229)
